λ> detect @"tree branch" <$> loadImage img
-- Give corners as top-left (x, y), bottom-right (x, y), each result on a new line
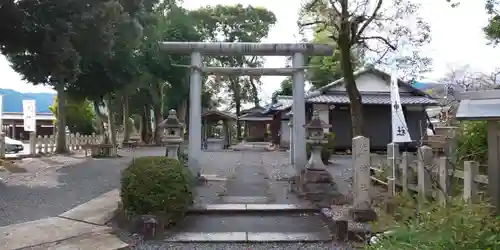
top-left (327, 0), bottom-right (342, 16)
top-left (299, 20), bottom-right (339, 40)
top-left (359, 36), bottom-right (396, 50)
top-left (355, 0), bottom-right (383, 38)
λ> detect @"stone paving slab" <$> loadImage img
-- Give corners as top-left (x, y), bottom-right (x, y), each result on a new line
top-left (0, 217), bottom-right (111, 250)
top-left (59, 189), bottom-right (120, 225)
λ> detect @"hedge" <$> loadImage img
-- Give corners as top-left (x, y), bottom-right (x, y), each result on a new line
top-left (120, 156), bottom-right (193, 226)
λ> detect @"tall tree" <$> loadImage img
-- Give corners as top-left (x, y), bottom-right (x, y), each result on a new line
top-left (3, 0), bottom-right (139, 153)
top-left (299, 0), bottom-right (431, 136)
top-left (273, 77), bottom-right (293, 96)
top-left (190, 4), bottom-right (277, 139)
top-left (485, 0), bottom-right (500, 44)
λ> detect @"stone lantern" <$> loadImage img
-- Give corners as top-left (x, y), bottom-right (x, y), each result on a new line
top-left (304, 111), bottom-right (331, 170)
top-left (290, 111), bottom-right (344, 207)
top-left (158, 109), bottom-right (184, 160)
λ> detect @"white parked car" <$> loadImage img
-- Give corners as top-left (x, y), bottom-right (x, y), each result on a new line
top-left (5, 137), bottom-right (24, 153)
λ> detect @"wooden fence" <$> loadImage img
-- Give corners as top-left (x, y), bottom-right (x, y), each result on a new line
top-left (370, 144), bottom-right (488, 204)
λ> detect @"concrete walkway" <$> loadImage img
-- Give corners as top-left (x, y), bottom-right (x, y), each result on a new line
top-left (152, 151), bottom-right (353, 249)
top-left (0, 149), bottom-right (360, 249)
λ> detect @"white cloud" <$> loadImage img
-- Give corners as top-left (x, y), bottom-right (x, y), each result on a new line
top-left (1, 0), bottom-right (499, 103)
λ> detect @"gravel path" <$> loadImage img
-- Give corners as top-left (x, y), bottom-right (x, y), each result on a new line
top-left (134, 242), bottom-right (354, 249)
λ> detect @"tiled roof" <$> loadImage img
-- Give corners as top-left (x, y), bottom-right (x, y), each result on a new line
top-left (306, 94), bottom-right (437, 105)
top-left (276, 96), bottom-right (293, 110)
top-left (202, 110), bottom-right (237, 120)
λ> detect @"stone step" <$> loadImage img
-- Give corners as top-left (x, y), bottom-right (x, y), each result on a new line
top-left (189, 203), bottom-right (320, 213)
top-left (164, 232), bottom-right (332, 243)
top-left (28, 231), bottom-right (129, 250)
top-left (165, 212), bottom-right (332, 243)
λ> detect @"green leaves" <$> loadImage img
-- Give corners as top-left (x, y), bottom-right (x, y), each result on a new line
top-left (120, 156), bottom-right (193, 218)
top-left (369, 197), bottom-right (500, 250)
top-left (189, 4), bottom-right (277, 109)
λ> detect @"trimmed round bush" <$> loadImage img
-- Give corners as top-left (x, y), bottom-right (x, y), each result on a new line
top-left (120, 156), bottom-right (193, 225)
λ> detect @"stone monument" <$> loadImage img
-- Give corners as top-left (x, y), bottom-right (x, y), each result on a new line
top-left (291, 111), bottom-right (344, 207)
top-left (349, 136), bottom-right (377, 222)
top-left (158, 109), bottom-right (184, 160)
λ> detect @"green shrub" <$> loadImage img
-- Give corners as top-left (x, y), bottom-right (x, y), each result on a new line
top-left (456, 121), bottom-right (488, 164)
top-left (120, 156), bottom-right (193, 225)
top-left (368, 196), bottom-right (500, 250)
top-left (306, 132), bottom-right (335, 164)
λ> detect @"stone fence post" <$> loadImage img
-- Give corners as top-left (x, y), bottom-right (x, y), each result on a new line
top-left (417, 145), bottom-right (433, 200)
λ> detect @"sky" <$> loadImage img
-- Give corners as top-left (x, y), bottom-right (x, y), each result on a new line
top-left (1, 0), bottom-right (499, 105)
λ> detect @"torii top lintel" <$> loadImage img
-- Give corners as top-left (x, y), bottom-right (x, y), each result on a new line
top-left (158, 42), bottom-right (335, 56)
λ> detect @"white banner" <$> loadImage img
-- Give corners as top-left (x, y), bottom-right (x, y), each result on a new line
top-left (390, 71), bottom-right (412, 143)
top-left (23, 100), bottom-right (36, 132)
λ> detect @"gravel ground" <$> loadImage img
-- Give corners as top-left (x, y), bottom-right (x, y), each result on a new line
top-left (0, 147), bottom-right (165, 226)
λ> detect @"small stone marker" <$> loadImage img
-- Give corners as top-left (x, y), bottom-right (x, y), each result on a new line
top-left (349, 136), bottom-right (377, 222)
top-left (135, 215), bottom-right (159, 240)
top-left (158, 109), bottom-right (184, 160)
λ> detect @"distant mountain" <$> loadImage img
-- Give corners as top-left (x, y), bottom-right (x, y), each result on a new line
top-left (0, 89), bottom-right (55, 113)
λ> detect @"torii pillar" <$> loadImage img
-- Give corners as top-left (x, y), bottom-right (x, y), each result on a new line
top-left (158, 42), bottom-right (334, 175)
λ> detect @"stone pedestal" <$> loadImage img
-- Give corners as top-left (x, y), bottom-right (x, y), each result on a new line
top-left (165, 144), bottom-right (180, 160)
top-left (291, 168), bottom-right (344, 207)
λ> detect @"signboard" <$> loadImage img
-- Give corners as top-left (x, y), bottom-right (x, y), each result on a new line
top-left (0, 95), bottom-right (3, 130)
top-left (23, 100), bottom-right (36, 132)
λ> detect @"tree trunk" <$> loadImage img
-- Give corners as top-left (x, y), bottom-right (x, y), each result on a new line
top-left (141, 105), bottom-right (151, 143)
top-left (105, 97), bottom-right (117, 146)
top-left (339, 3), bottom-right (364, 136)
top-left (93, 101), bottom-right (106, 144)
top-left (177, 99), bottom-right (187, 122)
top-left (250, 77), bottom-right (260, 107)
top-left (153, 105), bottom-right (162, 144)
top-left (55, 85), bottom-right (68, 153)
top-left (139, 114), bottom-right (146, 143)
top-left (122, 95), bottom-right (130, 143)
top-left (235, 96), bottom-right (242, 141)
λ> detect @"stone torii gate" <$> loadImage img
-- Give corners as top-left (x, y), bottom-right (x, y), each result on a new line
top-left (158, 42), bottom-right (334, 175)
